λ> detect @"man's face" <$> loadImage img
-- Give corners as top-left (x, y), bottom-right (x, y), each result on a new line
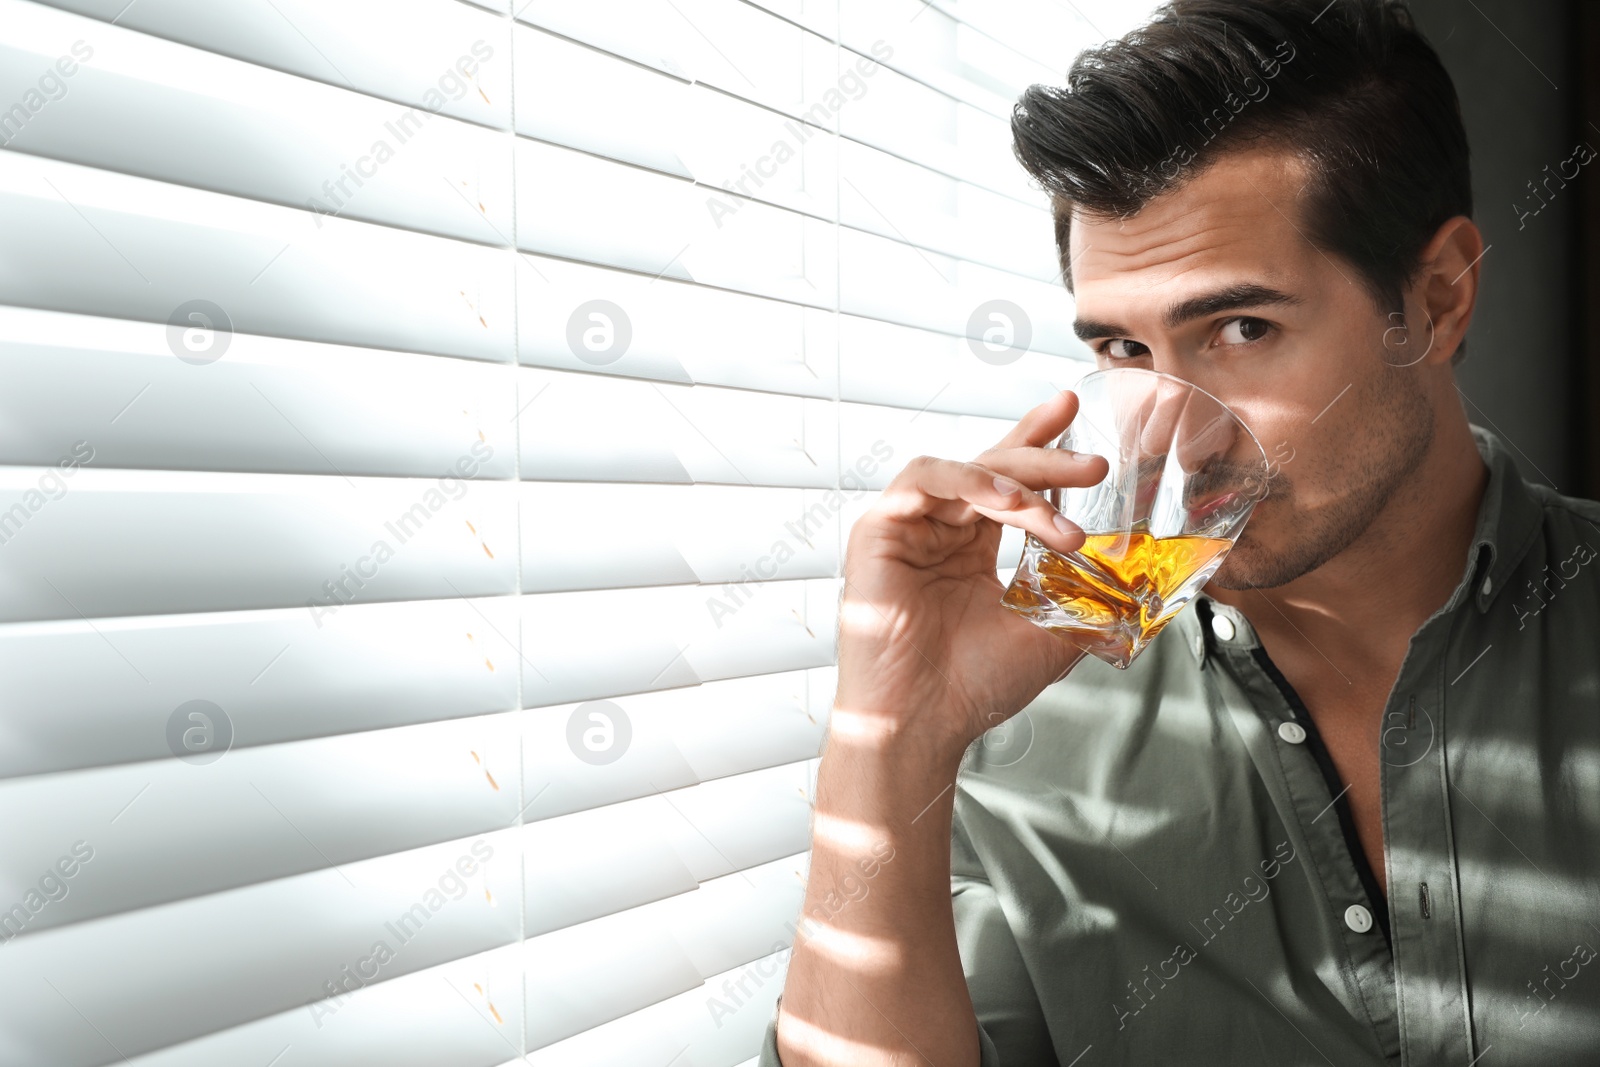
top-left (1068, 145), bottom-right (1437, 590)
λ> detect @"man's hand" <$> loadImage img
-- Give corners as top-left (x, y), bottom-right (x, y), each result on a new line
top-left (774, 390), bottom-right (1107, 1066)
top-left (833, 388), bottom-right (1110, 761)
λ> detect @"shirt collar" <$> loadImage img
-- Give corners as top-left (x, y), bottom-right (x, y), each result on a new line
top-left (1461, 423), bottom-right (1546, 614)
top-left (1187, 422), bottom-right (1544, 667)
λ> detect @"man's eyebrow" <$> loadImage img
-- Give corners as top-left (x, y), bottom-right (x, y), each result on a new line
top-left (1072, 283), bottom-right (1305, 341)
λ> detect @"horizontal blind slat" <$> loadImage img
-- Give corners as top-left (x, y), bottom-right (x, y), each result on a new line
top-left (514, 138), bottom-right (837, 306)
top-left (0, 308), bottom-right (518, 478)
top-left (530, 762), bottom-right (818, 936)
top-left (841, 0), bottom-right (1064, 117)
top-left (518, 371), bottom-right (838, 486)
top-left (0, 152), bottom-right (516, 363)
top-left (521, 949), bottom-right (789, 1067)
top-left (119, 945), bottom-right (524, 1067)
top-left (0, 717), bottom-right (521, 937)
top-left (517, 0), bottom-right (834, 121)
top-left (521, 580), bottom-right (839, 707)
top-left (32, 0), bottom-right (512, 129)
top-left (528, 684), bottom-right (827, 824)
top-left (0, 829), bottom-right (523, 1066)
top-left (1, 1), bottom-right (513, 243)
top-left (0, 598), bottom-right (520, 779)
top-left (0, 468), bottom-right (516, 622)
top-left (524, 483), bottom-right (842, 592)
top-left (527, 854), bottom-right (805, 1049)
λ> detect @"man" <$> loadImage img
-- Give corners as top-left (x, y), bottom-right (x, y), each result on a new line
top-left (761, 0), bottom-right (1600, 1063)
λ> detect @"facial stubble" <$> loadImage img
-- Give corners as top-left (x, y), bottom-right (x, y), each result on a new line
top-left (1210, 362), bottom-right (1437, 591)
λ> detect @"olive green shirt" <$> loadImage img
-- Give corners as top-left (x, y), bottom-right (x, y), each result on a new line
top-left (761, 424), bottom-right (1600, 1064)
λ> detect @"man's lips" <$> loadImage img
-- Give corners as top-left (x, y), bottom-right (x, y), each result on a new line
top-left (1190, 490), bottom-right (1239, 522)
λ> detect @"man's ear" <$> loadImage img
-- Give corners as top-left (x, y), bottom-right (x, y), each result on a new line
top-left (1411, 215), bottom-right (1483, 367)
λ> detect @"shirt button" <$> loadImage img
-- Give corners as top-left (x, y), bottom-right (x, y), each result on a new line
top-left (1481, 575), bottom-right (1493, 596)
top-left (1211, 613), bottom-right (1236, 641)
top-left (1344, 904), bottom-right (1374, 933)
top-left (1193, 633), bottom-right (1205, 659)
top-left (1277, 721), bottom-right (1307, 744)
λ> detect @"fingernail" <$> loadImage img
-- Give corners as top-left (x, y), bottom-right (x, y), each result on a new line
top-left (1053, 513), bottom-right (1078, 537)
top-left (994, 477), bottom-right (1021, 495)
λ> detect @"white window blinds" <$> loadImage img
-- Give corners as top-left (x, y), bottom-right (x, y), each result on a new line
top-left (0, 0), bottom-right (1158, 1063)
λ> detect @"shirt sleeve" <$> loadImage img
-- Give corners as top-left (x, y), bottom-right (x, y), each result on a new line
top-left (753, 1000), bottom-right (1007, 1065)
top-left (751, 797), bottom-right (1057, 1065)
top-left (949, 802), bottom-right (1060, 1064)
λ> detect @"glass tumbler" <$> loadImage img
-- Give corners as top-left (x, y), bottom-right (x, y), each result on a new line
top-left (1001, 367), bottom-right (1270, 668)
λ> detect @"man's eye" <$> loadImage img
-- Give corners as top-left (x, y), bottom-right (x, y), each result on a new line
top-left (1101, 338), bottom-right (1150, 360)
top-left (1219, 317), bottom-right (1272, 345)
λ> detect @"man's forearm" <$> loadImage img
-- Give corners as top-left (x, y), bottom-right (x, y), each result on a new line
top-left (775, 732), bottom-right (980, 1066)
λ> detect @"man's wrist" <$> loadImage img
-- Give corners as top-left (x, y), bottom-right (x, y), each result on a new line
top-left (813, 725), bottom-right (967, 829)
top-left (824, 690), bottom-right (978, 761)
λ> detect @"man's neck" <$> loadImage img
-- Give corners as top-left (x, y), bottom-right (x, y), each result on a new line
top-left (1205, 414), bottom-right (1490, 675)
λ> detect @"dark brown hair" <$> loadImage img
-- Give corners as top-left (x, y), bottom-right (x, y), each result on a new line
top-left (1012, 0), bottom-right (1473, 361)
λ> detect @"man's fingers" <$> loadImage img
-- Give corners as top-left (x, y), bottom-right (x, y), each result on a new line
top-left (991, 389), bottom-right (1082, 452)
top-left (975, 446), bottom-right (1110, 491)
top-left (969, 497), bottom-right (1088, 554)
top-left (876, 456), bottom-right (1088, 553)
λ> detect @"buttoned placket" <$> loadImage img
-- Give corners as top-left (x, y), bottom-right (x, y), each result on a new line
top-left (1191, 595), bottom-right (1403, 1061)
top-left (1374, 556), bottom-right (1495, 1066)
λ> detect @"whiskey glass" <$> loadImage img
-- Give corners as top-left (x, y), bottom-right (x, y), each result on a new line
top-left (1001, 367), bottom-right (1269, 668)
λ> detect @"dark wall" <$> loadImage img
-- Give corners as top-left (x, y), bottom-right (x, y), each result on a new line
top-left (1580, 0), bottom-right (1600, 500)
top-left (1404, 0), bottom-right (1587, 495)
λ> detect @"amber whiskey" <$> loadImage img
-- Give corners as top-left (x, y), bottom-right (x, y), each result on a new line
top-left (1002, 528), bottom-right (1233, 669)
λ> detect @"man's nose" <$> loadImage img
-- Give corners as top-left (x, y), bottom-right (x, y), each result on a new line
top-left (1112, 372), bottom-right (1237, 470)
